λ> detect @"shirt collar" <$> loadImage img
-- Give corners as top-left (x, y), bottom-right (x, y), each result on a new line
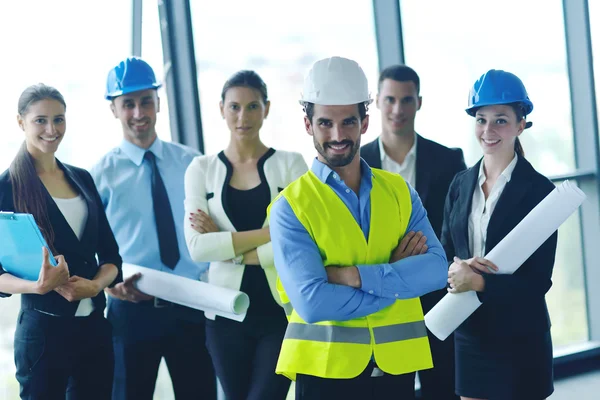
top-left (310, 157), bottom-right (374, 185)
top-left (119, 137), bottom-right (164, 166)
top-left (478, 153), bottom-right (518, 185)
top-left (378, 133), bottom-right (417, 164)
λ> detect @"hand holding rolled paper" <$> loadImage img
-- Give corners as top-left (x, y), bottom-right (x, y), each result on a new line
top-left (425, 180), bottom-right (586, 341)
top-left (447, 257), bottom-right (491, 293)
top-left (122, 263), bottom-right (250, 321)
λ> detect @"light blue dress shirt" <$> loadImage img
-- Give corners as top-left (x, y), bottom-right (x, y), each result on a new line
top-left (269, 158), bottom-right (447, 324)
top-left (90, 138), bottom-right (208, 280)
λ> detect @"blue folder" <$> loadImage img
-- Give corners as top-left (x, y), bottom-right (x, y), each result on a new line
top-left (0, 212), bottom-right (58, 281)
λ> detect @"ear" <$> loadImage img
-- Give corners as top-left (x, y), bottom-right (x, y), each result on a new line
top-left (264, 100), bottom-right (271, 119)
top-left (304, 115), bottom-right (313, 136)
top-left (375, 93), bottom-right (381, 110)
top-left (219, 101), bottom-right (225, 119)
top-left (417, 96), bottom-right (423, 111)
top-left (516, 118), bottom-right (526, 136)
top-left (156, 96), bottom-right (161, 113)
top-left (16, 114), bottom-right (25, 131)
top-left (110, 102), bottom-right (118, 119)
top-left (361, 114), bottom-right (370, 135)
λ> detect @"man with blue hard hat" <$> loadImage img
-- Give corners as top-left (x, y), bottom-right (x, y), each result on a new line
top-left (90, 57), bottom-right (216, 400)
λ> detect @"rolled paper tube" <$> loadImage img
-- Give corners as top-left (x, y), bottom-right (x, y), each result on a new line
top-left (424, 180), bottom-right (586, 341)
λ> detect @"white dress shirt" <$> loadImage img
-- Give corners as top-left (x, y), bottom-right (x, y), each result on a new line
top-left (378, 135), bottom-right (417, 188)
top-left (468, 154), bottom-right (518, 258)
top-left (52, 195), bottom-right (93, 317)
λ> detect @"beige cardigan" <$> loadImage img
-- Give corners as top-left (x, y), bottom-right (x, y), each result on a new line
top-left (183, 149), bottom-right (308, 319)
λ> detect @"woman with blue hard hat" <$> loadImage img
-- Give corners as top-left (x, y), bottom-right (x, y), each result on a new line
top-left (441, 70), bottom-right (557, 399)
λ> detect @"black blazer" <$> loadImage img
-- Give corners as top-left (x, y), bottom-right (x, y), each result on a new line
top-left (361, 135), bottom-right (466, 313)
top-left (361, 135), bottom-right (466, 238)
top-left (0, 161), bottom-right (123, 316)
top-left (441, 156), bottom-right (558, 338)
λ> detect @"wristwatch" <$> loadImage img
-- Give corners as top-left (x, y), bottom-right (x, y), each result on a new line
top-left (232, 254), bottom-right (244, 265)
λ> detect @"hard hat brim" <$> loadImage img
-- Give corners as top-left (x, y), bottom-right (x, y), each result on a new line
top-left (105, 83), bottom-right (162, 100)
top-left (298, 98), bottom-right (373, 106)
top-left (466, 99), bottom-right (533, 116)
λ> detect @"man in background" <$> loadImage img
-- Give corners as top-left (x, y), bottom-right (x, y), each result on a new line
top-left (362, 64), bottom-right (467, 400)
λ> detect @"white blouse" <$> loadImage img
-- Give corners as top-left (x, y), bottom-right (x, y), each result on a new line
top-left (468, 154), bottom-right (518, 258)
top-left (53, 195), bottom-right (93, 317)
top-left (183, 149), bottom-right (308, 319)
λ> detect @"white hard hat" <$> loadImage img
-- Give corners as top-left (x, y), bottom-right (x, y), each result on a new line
top-left (299, 56), bottom-right (373, 106)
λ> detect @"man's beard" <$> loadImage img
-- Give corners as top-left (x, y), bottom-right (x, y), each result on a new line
top-left (314, 137), bottom-right (361, 167)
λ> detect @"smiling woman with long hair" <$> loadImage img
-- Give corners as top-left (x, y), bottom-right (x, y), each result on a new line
top-left (0, 83), bottom-right (122, 400)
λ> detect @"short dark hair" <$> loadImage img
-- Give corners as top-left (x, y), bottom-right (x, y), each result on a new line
top-left (221, 70), bottom-right (268, 104)
top-left (303, 102), bottom-right (368, 123)
top-left (378, 65), bottom-right (420, 95)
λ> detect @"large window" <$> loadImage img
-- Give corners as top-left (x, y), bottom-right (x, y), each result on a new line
top-left (590, 0), bottom-right (600, 143)
top-left (400, 0), bottom-right (587, 348)
top-left (142, 0), bottom-right (172, 143)
top-left (190, 0), bottom-right (381, 161)
top-left (0, 1), bottom-right (132, 397)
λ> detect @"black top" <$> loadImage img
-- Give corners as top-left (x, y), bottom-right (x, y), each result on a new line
top-left (0, 161), bottom-right (123, 316)
top-left (441, 156), bottom-right (557, 338)
top-left (226, 180), bottom-right (284, 322)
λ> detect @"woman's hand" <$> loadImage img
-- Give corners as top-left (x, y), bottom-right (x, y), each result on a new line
top-left (36, 247), bottom-right (70, 295)
top-left (55, 276), bottom-right (101, 302)
top-left (464, 257), bottom-right (499, 274)
top-left (448, 257), bottom-right (490, 293)
top-left (189, 210), bottom-right (219, 233)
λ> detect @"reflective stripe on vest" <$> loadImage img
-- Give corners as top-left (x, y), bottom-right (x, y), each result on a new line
top-left (282, 302), bottom-right (293, 316)
top-left (284, 321), bottom-right (427, 345)
top-left (372, 321), bottom-right (427, 344)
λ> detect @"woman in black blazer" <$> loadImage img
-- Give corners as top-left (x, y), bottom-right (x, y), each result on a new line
top-left (442, 70), bottom-right (557, 400)
top-left (0, 84), bottom-right (122, 400)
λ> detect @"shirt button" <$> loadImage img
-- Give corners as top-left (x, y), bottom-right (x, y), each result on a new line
top-left (333, 173), bottom-right (338, 179)
top-left (345, 189), bottom-right (350, 193)
top-left (369, 290), bottom-right (374, 294)
top-left (394, 293), bottom-right (399, 297)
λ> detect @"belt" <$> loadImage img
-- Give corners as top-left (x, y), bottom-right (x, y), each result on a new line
top-left (153, 298), bottom-right (173, 308)
top-left (134, 298), bottom-right (176, 308)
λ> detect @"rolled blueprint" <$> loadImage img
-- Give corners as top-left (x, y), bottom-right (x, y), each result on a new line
top-left (122, 263), bottom-right (250, 321)
top-left (424, 180), bottom-right (586, 340)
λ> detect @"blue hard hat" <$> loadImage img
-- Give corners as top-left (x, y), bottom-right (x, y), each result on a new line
top-left (466, 69), bottom-right (533, 117)
top-left (105, 57), bottom-right (161, 100)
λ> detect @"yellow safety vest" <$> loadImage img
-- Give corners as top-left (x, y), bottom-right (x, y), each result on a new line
top-left (268, 168), bottom-right (433, 380)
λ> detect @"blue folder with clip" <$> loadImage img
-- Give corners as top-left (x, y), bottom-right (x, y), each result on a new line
top-left (0, 212), bottom-right (58, 281)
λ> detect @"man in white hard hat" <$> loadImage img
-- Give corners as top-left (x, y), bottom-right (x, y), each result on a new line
top-left (267, 56), bottom-right (448, 399)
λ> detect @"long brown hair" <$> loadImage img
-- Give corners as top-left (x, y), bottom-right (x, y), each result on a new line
top-left (510, 103), bottom-right (529, 158)
top-left (9, 84), bottom-right (66, 253)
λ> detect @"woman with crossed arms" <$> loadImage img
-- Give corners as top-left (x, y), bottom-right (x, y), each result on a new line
top-left (184, 70), bottom-right (308, 400)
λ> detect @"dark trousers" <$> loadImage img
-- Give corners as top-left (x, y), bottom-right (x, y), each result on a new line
top-left (296, 363), bottom-right (415, 400)
top-left (205, 316), bottom-right (291, 400)
top-left (418, 290), bottom-right (458, 400)
top-left (14, 309), bottom-right (114, 400)
top-left (109, 298), bottom-right (216, 400)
